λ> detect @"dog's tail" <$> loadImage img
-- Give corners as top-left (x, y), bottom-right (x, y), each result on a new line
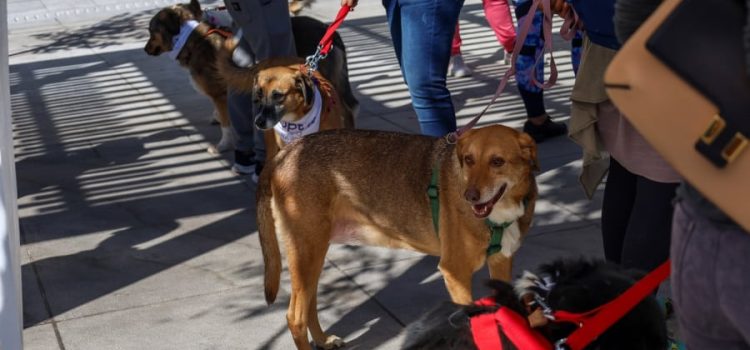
top-left (256, 165), bottom-right (282, 305)
top-left (215, 43), bottom-right (258, 94)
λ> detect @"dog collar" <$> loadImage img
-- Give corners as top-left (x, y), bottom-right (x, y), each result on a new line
top-left (273, 87), bottom-right (322, 144)
top-left (168, 20), bottom-right (199, 60)
top-left (427, 162), bottom-right (515, 257)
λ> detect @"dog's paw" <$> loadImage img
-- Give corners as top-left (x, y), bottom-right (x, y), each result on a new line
top-left (315, 335), bottom-right (344, 349)
top-left (207, 144), bottom-right (221, 155)
top-left (209, 134), bottom-right (234, 155)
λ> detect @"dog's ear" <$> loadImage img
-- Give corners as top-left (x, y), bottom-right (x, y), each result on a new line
top-left (188, 0), bottom-right (203, 18)
top-left (295, 72), bottom-right (315, 106)
top-left (160, 10), bottom-right (182, 36)
top-left (455, 129), bottom-right (475, 167)
top-left (518, 132), bottom-right (539, 171)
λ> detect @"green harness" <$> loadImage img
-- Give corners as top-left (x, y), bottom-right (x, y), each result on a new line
top-left (427, 164), bottom-right (514, 257)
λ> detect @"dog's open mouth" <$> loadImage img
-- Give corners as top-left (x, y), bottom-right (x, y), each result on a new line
top-left (471, 183), bottom-right (508, 218)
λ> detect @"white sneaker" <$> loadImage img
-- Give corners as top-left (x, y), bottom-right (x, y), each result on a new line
top-left (448, 55), bottom-right (473, 77)
top-left (502, 51), bottom-right (513, 65)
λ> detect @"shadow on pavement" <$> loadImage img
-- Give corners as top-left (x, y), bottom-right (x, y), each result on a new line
top-left (12, 3), bottom-right (597, 347)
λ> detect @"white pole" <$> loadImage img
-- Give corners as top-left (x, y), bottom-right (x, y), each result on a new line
top-left (0, 0), bottom-right (25, 347)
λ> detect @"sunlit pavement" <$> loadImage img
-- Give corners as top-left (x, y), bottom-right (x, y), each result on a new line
top-left (10, 1), bottom-right (604, 348)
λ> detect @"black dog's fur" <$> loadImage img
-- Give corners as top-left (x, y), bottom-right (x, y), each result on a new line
top-left (402, 259), bottom-right (667, 350)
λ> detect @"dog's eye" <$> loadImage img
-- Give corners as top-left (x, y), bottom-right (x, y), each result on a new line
top-left (463, 155), bottom-right (475, 166)
top-left (254, 89), bottom-right (263, 101)
top-left (271, 90), bottom-right (285, 102)
top-left (490, 156), bottom-right (505, 167)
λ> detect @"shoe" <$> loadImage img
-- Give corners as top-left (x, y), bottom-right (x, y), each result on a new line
top-left (503, 50), bottom-right (513, 65)
top-left (448, 54), bottom-right (473, 78)
top-left (522, 115), bottom-right (568, 143)
top-left (232, 150), bottom-right (257, 175)
top-left (251, 163), bottom-right (263, 184)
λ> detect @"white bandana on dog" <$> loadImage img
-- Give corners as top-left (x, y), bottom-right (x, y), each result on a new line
top-left (168, 20), bottom-right (199, 60)
top-left (274, 87), bottom-right (322, 144)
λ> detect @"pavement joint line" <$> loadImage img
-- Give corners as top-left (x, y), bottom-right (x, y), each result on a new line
top-left (43, 284), bottom-right (259, 325)
top-left (336, 254), bottom-right (425, 272)
top-left (10, 0), bottom-right (177, 25)
top-left (325, 257), bottom-right (407, 328)
top-left (528, 220), bottom-right (599, 237)
top-left (546, 200), bottom-right (597, 225)
top-left (21, 223), bottom-right (67, 350)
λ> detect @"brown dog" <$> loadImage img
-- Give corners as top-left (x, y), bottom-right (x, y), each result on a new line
top-left (145, 2), bottom-right (359, 156)
top-left (256, 125), bottom-right (538, 349)
top-left (218, 56), bottom-right (354, 165)
top-left (144, 0), bottom-right (235, 154)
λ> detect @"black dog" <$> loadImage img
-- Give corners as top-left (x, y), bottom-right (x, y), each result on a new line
top-left (402, 259), bottom-right (667, 350)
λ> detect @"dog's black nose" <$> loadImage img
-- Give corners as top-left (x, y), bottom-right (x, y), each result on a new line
top-left (464, 188), bottom-right (480, 203)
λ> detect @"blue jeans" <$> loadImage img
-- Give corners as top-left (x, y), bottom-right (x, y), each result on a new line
top-left (383, 0), bottom-right (464, 137)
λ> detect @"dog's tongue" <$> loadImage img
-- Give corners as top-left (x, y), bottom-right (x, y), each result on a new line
top-left (472, 203), bottom-right (492, 218)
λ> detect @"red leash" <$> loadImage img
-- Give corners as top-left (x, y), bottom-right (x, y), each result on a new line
top-left (554, 260), bottom-right (671, 350)
top-left (470, 260), bottom-right (671, 350)
top-left (305, 5), bottom-right (352, 72)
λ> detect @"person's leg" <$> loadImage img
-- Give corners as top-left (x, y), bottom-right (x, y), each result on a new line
top-left (225, 35), bottom-right (258, 175)
top-left (570, 30), bottom-right (583, 76)
top-left (619, 176), bottom-right (678, 272)
top-left (452, 23), bottom-right (462, 56)
top-left (601, 158), bottom-right (637, 264)
top-left (513, 7), bottom-right (545, 119)
top-left (512, 2), bottom-right (566, 142)
top-left (224, 0), bottom-right (295, 178)
top-left (383, 0), bottom-right (403, 68)
top-left (398, 0), bottom-right (463, 137)
top-left (448, 23), bottom-right (472, 77)
top-left (482, 0), bottom-right (516, 53)
top-left (672, 200), bottom-right (750, 350)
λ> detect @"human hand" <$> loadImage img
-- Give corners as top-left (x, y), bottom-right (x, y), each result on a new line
top-left (549, 0), bottom-right (568, 16)
top-left (341, 0), bottom-right (358, 9)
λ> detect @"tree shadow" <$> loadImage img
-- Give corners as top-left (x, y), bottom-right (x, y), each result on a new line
top-left (11, 3), bottom-right (599, 348)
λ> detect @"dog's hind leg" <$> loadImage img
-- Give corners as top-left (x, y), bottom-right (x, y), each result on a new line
top-left (207, 96), bottom-right (235, 154)
top-left (284, 224), bottom-right (336, 350)
top-left (308, 283), bottom-right (345, 349)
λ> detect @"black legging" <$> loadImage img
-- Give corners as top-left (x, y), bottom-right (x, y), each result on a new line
top-left (601, 158), bottom-right (679, 273)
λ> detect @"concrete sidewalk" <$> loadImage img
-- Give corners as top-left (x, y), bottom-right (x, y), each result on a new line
top-left (10, 1), bottom-right (602, 349)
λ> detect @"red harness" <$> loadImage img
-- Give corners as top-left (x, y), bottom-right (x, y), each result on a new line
top-left (471, 260), bottom-right (671, 350)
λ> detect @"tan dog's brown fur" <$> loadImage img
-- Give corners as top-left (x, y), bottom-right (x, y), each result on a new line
top-left (256, 126), bottom-right (538, 349)
top-left (144, 0), bottom-right (235, 154)
top-left (217, 56), bottom-right (353, 165)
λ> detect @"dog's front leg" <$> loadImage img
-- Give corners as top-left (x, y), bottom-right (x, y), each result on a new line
top-left (486, 253), bottom-right (513, 282)
top-left (439, 265), bottom-right (475, 305)
top-left (209, 97), bottom-right (235, 154)
top-left (438, 242), bottom-right (485, 305)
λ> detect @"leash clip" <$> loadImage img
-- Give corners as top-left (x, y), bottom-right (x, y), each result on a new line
top-left (555, 338), bottom-right (571, 350)
top-left (305, 45), bottom-right (327, 74)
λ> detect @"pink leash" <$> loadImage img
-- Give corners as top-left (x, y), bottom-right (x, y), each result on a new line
top-left (446, 0), bottom-right (558, 143)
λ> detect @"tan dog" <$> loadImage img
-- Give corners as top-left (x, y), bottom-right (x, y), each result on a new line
top-left (145, 0), bottom-right (235, 154)
top-left (256, 125), bottom-right (538, 349)
top-left (218, 57), bottom-right (354, 164)
top-left (146, 1), bottom-right (359, 156)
